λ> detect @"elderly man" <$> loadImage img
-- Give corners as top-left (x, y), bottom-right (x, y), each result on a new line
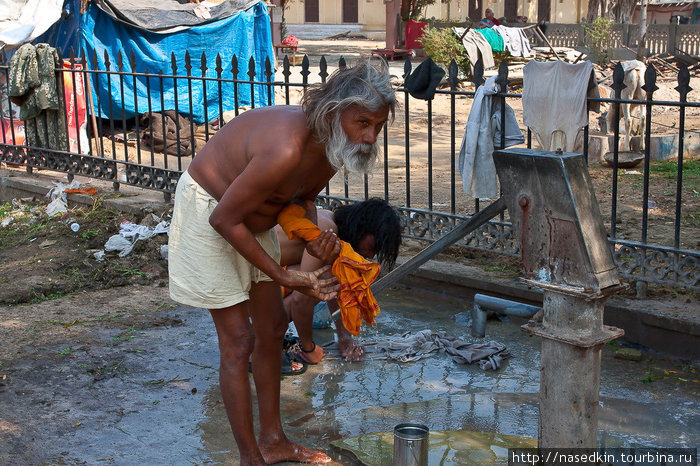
top-left (479, 8), bottom-right (501, 28)
top-left (168, 61), bottom-right (396, 465)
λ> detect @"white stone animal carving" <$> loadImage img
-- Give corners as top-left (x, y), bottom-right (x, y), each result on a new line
top-left (605, 60), bottom-right (647, 152)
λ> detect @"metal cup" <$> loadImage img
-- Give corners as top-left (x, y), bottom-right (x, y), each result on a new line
top-left (393, 422), bottom-right (429, 466)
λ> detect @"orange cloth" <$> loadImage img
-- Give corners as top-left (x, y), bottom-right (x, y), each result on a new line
top-left (65, 187), bottom-right (97, 196)
top-left (277, 204), bottom-right (381, 336)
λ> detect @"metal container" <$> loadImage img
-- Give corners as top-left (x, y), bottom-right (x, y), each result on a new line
top-left (393, 423), bottom-right (429, 466)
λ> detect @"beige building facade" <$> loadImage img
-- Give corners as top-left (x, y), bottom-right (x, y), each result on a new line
top-left (283, 0), bottom-right (586, 30)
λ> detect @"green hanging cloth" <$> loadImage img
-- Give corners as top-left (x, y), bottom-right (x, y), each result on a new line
top-left (476, 28), bottom-right (505, 53)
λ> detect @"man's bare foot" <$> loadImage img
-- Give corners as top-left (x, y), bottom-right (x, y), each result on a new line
top-left (260, 438), bottom-right (332, 464)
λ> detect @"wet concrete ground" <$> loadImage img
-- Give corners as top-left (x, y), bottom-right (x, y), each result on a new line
top-left (3, 285), bottom-right (698, 464)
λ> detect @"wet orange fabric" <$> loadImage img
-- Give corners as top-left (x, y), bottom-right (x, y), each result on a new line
top-left (278, 204), bottom-right (381, 336)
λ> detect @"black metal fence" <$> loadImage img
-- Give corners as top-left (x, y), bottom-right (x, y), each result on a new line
top-left (0, 49), bottom-right (698, 290)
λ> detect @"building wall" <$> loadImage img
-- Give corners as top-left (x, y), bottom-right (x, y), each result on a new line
top-left (418, 0), bottom-right (583, 23)
top-left (284, 0), bottom-right (385, 28)
top-left (284, 0), bottom-right (583, 26)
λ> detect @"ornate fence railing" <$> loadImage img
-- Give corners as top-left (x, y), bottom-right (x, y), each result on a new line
top-left (540, 23), bottom-right (700, 56)
top-left (0, 49), bottom-right (698, 289)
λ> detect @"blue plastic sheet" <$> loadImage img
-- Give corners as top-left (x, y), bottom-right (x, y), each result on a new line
top-left (41, 0), bottom-right (274, 124)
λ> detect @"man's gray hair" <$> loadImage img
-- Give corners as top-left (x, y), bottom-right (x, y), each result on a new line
top-left (302, 60), bottom-right (397, 145)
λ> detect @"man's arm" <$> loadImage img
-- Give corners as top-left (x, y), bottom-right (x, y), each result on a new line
top-left (209, 151), bottom-right (338, 300)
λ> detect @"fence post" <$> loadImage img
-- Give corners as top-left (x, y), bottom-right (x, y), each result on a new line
top-left (668, 23), bottom-right (679, 55)
top-left (622, 23), bottom-right (630, 48)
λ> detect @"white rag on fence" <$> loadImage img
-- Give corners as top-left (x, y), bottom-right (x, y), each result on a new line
top-left (358, 329), bottom-right (511, 370)
top-left (101, 220), bottom-right (170, 258)
top-left (523, 60), bottom-right (594, 152)
top-left (458, 74), bottom-right (524, 200)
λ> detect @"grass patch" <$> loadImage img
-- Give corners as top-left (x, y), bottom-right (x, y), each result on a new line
top-left (0, 202), bottom-right (13, 218)
top-left (30, 291), bottom-right (71, 304)
top-left (484, 263), bottom-right (520, 276)
top-left (114, 267), bottom-right (145, 277)
top-left (649, 159), bottom-right (700, 186)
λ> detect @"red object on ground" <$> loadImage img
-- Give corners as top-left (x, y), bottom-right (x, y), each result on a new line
top-left (281, 35), bottom-right (299, 47)
top-left (404, 20), bottom-right (427, 49)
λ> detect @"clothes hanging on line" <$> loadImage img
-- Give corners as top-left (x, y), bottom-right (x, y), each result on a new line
top-left (492, 25), bottom-right (531, 58)
top-left (476, 27), bottom-right (505, 52)
top-left (458, 75), bottom-right (524, 200)
top-left (453, 27), bottom-right (495, 71)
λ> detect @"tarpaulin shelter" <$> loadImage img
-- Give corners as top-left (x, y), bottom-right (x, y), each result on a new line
top-left (4, 0), bottom-right (275, 124)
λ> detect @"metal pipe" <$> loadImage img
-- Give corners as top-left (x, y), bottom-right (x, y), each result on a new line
top-left (470, 294), bottom-right (541, 338)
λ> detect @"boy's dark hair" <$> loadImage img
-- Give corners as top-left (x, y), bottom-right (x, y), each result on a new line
top-left (334, 198), bottom-right (402, 270)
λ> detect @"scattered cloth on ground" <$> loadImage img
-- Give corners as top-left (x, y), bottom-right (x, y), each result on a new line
top-left (492, 25), bottom-right (531, 58)
top-left (277, 204), bottom-right (381, 336)
top-left (476, 28), bottom-right (505, 52)
top-left (458, 75), bottom-right (524, 200)
top-left (102, 220), bottom-right (170, 257)
top-left (360, 329), bottom-right (511, 370)
top-left (140, 111), bottom-right (194, 156)
top-left (8, 43), bottom-right (68, 151)
top-left (404, 57), bottom-right (445, 101)
top-left (523, 60), bottom-right (593, 152)
top-left (453, 27), bottom-right (494, 71)
top-left (45, 180), bottom-right (84, 216)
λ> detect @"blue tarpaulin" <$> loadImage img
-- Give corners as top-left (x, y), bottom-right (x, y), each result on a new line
top-left (39, 0), bottom-right (274, 124)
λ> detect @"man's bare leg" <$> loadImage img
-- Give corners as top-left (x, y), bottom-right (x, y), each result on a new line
top-left (249, 280), bottom-right (331, 464)
top-left (209, 303), bottom-right (265, 465)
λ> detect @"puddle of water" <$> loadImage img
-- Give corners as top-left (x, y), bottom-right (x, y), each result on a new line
top-left (41, 286), bottom-right (695, 464)
top-left (332, 429), bottom-right (537, 466)
top-left (254, 287), bottom-right (699, 461)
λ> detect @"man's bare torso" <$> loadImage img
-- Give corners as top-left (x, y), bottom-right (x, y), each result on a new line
top-left (187, 106), bottom-right (334, 233)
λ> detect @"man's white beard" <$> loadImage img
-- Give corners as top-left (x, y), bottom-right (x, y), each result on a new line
top-left (325, 117), bottom-right (378, 175)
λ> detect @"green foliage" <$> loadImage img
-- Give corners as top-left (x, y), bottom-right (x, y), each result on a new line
top-left (649, 159), bottom-right (700, 186)
top-left (418, 27), bottom-right (470, 77)
top-left (404, 0), bottom-right (438, 21)
top-left (582, 17), bottom-right (614, 64)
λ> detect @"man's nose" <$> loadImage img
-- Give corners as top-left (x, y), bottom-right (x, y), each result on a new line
top-left (363, 129), bottom-right (377, 145)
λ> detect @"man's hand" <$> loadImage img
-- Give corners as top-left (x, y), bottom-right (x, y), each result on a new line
top-left (306, 230), bottom-right (340, 264)
top-left (283, 265), bottom-right (339, 301)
